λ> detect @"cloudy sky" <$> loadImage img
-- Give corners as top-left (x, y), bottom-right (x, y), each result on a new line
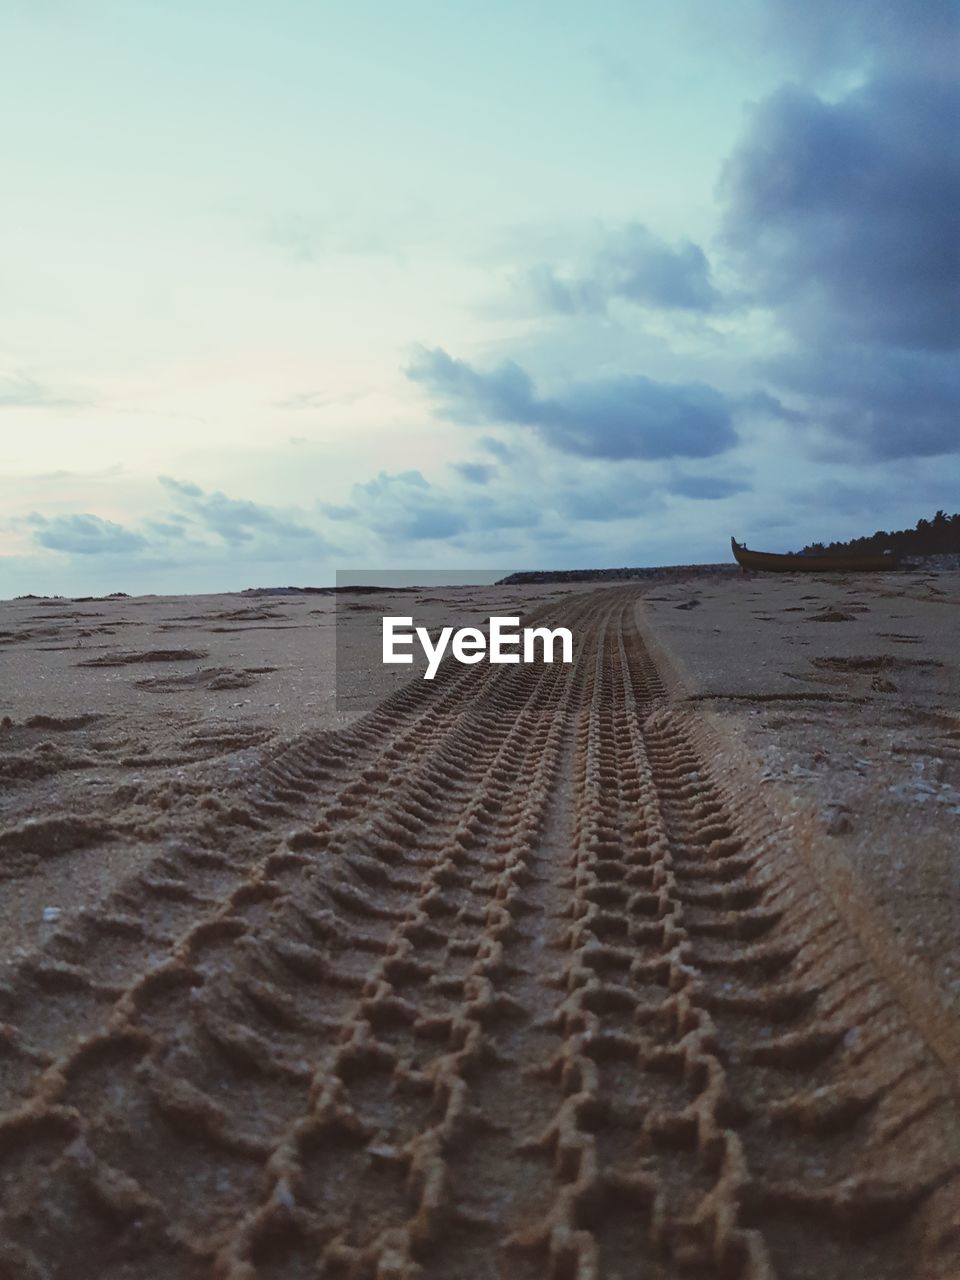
top-left (1, 0), bottom-right (957, 595)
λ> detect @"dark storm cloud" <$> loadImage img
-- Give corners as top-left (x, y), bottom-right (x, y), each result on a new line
top-left (347, 469), bottom-right (539, 541)
top-left (739, 390), bottom-right (808, 425)
top-left (524, 223), bottom-right (724, 315)
top-left (480, 437), bottom-right (516, 461)
top-left (351, 470), bottom-right (467, 541)
top-left (29, 513), bottom-right (147, 555)
top-left (756, 0), bottom-right (959, 77)
top-left (517, 460), bottom-right (749, 527)
top-left (145, 518), bottom-right (190, 537)
top-left (159, 476), bottom-right (333, 551)
top-left (405, 347), bottom-right (737, 461)
top-left (669, 474), bottom-right (749, 500)
top-left (451, 461), bottom-right (495, 484)
top-left (767, 344), bottom-right (960, 460)
top-left (721, 76), bottom-right (960, 351)
top-left (555, 472), bottom-right (661, 523)
top-left (19, 478), bottom-right (346, 585)
top-left (319, 501), bottom-right (359, 520)
top-left (719, 3), bottom-right (960, 462)
top-left (394, 507), bottom-right (465, 540)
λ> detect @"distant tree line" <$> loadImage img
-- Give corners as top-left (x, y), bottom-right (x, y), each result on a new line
top-left (796, 509), bottom-right (960, 557)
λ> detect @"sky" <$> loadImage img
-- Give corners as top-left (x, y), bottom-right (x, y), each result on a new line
top-left (1, 0), bottom-right (957, 595)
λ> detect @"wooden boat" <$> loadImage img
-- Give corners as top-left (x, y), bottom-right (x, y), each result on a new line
top-left (730, 537), bottom-right (899, 573)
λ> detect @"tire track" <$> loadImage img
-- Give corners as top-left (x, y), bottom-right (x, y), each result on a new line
top-left (0, 589), bottom-right (957, 1279)
top-left (0, 594), bottom-right (608, 1278)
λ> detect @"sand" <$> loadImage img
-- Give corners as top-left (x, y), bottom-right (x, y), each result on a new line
top-left (638, 568), bottom-right (960, 1021)
top-left (0, 583), bottom-right (588, 954)
top-left (0, 571), bottom-right (957, 1277)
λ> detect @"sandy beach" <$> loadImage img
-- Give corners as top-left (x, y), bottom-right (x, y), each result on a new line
top-left (0, 569), bottom-right (958, 1278)
top-left (3, 0), bottom-right (955, 1272)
